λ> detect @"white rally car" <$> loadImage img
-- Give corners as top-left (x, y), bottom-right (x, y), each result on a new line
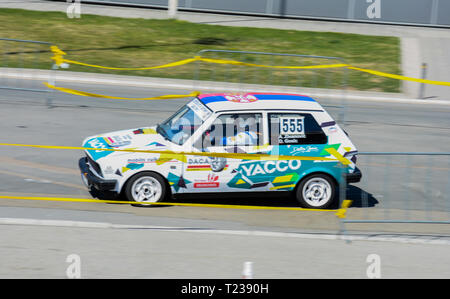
top-left (79, 93), bottom-right (361, 209)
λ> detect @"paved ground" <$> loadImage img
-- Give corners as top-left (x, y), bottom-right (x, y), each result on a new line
top-left (1, 222), bottom-right (450, 279)
top-left (1, 0), bottom-right (449, 100)
top-left (0, 77), bottom-right (449, 236)
top-left (0, 3), bottom-right (449, 278)
top-left (0, 76), bottom-right (448, 279)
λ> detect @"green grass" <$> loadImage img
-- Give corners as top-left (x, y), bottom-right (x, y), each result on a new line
top-left (0, 8), bottom-right (401, 92)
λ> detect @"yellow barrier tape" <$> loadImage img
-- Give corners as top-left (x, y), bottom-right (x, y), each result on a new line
top-left (196, 56), bottom-right (349, 70)
top-left (43, 82), bottom-right (200, 100)
top-left (0, 195), bottom-right (337, 212)
top-left (348, 66), bottom-right (450, 87)
top-left (335, 200), bottom-right (352, 219)
top-left (50, 45), bottom-right (197, 70)
top-left (325, 148), bottom-right (351, 166)
top-left (50, 45), bottom-right (450, 86)
top-left (63, 57), bottom-right (198, 71)
top-left (50, 45), bottom-right (66, 66)
top-left (0, 142), bottom-right (340, 163)
top-left (50, 46), bottom-right (348, 71)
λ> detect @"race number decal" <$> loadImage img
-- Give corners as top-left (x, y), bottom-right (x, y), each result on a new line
top-left (279, 116), bottom-right (305, 136)
top-left (278, 116), bottom-right (306, 144)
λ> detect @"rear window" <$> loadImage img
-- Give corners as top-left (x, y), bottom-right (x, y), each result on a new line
top-left (269, 113), bottom-right (327, 145)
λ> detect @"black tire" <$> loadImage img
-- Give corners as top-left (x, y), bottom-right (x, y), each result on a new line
top-left (124, 172), bottom-right (167, 206)
top-left (295, 173), bottom-right (337, 209)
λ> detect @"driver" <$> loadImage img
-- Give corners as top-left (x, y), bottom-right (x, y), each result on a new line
top-left (221, 130), bottom-right (259, 146)
top-left (220, 116), bottom-right (259, 146)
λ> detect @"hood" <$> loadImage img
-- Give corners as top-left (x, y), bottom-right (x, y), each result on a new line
top-left (82, 126), bottom-right (171, 161)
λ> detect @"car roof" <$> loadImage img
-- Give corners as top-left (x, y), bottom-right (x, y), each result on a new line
top-left (197, 93), bottom-right (323, 112)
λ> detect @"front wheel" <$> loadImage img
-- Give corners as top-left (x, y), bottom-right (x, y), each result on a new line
top-left (295, 174), bottom-right (336, 209)
top-left (124, 172), bottom-right (167, 205)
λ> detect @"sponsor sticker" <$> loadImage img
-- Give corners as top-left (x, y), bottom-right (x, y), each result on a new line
top-left (194, 174), bottom-right (220, 188)
top-left (187, 98), bottom-right (212, 121)
top-left (187, 157), bottom-right (228, 172)
top-left (227, 160), bottom-right (302, 190)
top-left (224, 94), bottom-right (258, 103)
top-left (328, 126), bottom-right (338, 134)
top-left (103, 135), bottom-right (132, 148)
top-left (289, 145), bottom-right (320, 155)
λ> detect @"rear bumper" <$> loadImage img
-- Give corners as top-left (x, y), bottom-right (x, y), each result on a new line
top-left (344, 167), bottom-right (362, 183)
top-left (78, 157), bottom-right (117, 191)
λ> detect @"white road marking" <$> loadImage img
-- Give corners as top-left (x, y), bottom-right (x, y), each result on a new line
top-left (0, 217), bottom-right (449, 245)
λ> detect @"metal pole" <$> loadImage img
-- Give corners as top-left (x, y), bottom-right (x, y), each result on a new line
top-left (46, 63), bottom-right (58, 108)
top-left (419, 62), bottom-right (427, 99)
top-left (279, 0), bottom-right (286, 17)
top-left (168, 0), bottom-right (178, 18)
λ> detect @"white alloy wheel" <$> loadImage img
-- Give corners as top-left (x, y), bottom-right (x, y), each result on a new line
top-left (125, 172), bottom-right (166, 204)
top-left (296, 174), bottom-right (336, 209)
top-left (302, 177), bottom-right (332, 207)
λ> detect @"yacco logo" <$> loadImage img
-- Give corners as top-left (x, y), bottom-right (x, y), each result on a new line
top-left (85, 138), bottom-right (113, 160)
top-left (87, 138), bottom-right (108, 151)
top-left (228, 160), bottom-right (302, 190)
top-left (239, 160), bottom-right (301, 177)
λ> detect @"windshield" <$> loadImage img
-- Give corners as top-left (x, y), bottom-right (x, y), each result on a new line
top-left (157, 98), bottom-right (211, 145)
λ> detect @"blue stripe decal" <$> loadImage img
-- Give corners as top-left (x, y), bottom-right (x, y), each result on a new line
top-left (255, 94), bottom-right (316, 102)
top-left (200, 96), bottom-right (228, 104)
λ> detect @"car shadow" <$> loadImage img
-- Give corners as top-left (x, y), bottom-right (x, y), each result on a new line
top-left (89, 188), bottom-right (118, 201)
top-left (88, 188), bottom-right (172, 208)
top-left (172, 191), bottom-right (300, 208)
top-left (89, 185), bottom-right (378, 209)
top-left (346, 185), bottom-right (379, 208)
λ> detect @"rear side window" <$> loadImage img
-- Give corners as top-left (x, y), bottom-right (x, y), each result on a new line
top-left (269, 113), bottom-right (327, 145)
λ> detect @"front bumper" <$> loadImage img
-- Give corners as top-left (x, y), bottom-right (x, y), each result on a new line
top-left (78, 157), bottom-right (117, 191)
top-left (344, 167), bottom-right (362, 183)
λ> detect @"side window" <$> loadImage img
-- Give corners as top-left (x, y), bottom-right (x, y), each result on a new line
top-left (201, 113), bottom-right (264, 148)
top-left (269, 113), bottom-right (327, 145)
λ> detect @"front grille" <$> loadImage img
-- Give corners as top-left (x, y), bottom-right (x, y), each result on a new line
top-left (86, 154), bottom-right (103, 177)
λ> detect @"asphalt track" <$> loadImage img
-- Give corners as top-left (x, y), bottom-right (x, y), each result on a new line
top-left (1, 78), bottom-right (450, 219)
top-left (0, 78), bottom-right (450, 278)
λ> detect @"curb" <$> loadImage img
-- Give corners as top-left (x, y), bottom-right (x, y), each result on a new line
top-left (2, 67), bottom-right (450, 106)
top-left (1, 217), bottom-right (449, 245)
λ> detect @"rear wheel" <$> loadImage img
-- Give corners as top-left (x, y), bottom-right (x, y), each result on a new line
top-left (295, 174), bottom-right (336, 209)
top-left (124, 172), bottom-right (166, 205)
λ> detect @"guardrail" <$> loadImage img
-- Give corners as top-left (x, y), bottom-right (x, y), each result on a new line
top-left (341, 152), bottom-right (450, 233)
top-left (0, 38), bottom-right (55, 106)
top-left (194, 49), bottom-right (349, 124)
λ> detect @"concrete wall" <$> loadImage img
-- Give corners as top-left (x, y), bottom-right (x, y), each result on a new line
top-left (83, 0), bottom-right (450, 27)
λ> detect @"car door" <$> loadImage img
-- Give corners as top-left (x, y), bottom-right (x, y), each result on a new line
top-left (183, 112), bottom-right (266, 193)
top-left (261, 112), bottom-right (329, 191)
